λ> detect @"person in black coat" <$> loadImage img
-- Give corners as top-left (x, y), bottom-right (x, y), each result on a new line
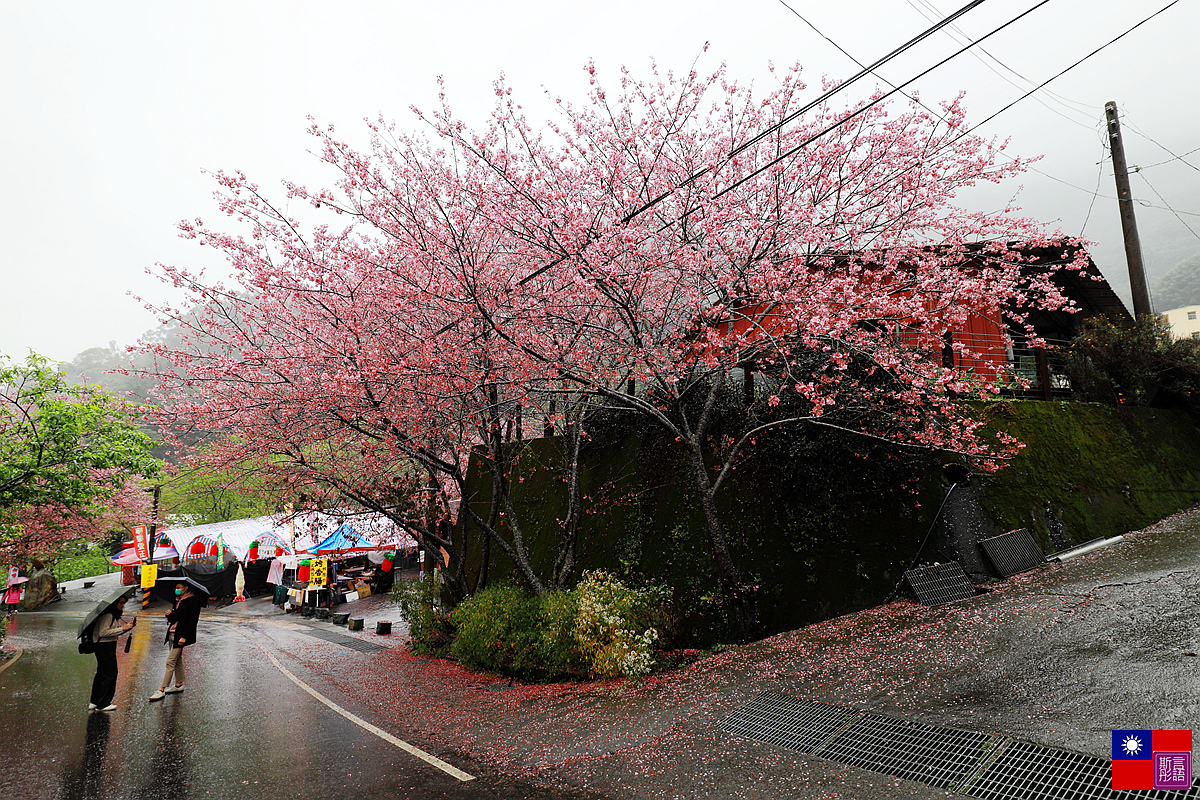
top-left (149, 583), bottom-right (203, 702)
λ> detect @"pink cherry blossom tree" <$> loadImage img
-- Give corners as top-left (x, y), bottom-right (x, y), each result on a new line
top-left (144, 59), bottom-right (1083, 639)
top-left (4, 473), bottom-right (157, 563)
top-left (392, 61), bottom-right (1085, 638)
top-left (140, 167), bottom-right (610, 600)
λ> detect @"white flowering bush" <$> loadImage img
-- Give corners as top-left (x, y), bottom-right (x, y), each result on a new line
top-left (573, 571), bottom-right (669, 679)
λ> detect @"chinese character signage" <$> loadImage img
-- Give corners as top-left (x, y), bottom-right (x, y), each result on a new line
top-left (1112, 729), bottom-right (1192, 790)
top-left (131, 525), bottom-right (150, 561)
top-left (140, 564), bottom-right (158, 589)
top-left (309, 558), bottom-right (328, 587)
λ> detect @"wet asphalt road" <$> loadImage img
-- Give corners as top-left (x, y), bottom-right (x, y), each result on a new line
top-left (2, 511), bottom-right (1199, 800)
top-left (0, 611), bottom-right (601, 800)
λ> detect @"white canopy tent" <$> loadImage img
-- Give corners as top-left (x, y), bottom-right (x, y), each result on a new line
top-left (164, 510), bottom-right (416, 563)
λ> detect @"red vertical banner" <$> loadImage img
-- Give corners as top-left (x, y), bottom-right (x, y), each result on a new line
top-left (131, 525), bottom-right (150, 561)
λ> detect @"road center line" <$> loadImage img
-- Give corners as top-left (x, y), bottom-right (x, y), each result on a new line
top-left (238, 629), bottom-right (475, 782)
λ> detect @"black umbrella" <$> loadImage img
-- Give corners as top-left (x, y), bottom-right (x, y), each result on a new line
top-left (77, 586), bottom-right (135, 639)
top-left (152, 576), bottom-right (210, 606)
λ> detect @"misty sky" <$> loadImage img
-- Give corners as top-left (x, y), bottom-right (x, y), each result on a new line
top-left (2, 0), bottom-right (1197, 363)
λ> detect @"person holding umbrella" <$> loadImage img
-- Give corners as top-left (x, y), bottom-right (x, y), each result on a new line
top-left (86, 589), bottom-right (136, 712)
top-left (149, 578), bottom-right (205, 702)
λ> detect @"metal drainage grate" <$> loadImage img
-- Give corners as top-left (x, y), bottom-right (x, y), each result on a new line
top-left (905, 562), bottom-right (976, 607)
top-left (966, 739), bottom-right (1200, 800)
top-left (818, 713), bottom-right (999, 790)
top-left (720, 693), bottom-right (857, 754)
top-left (978, 529), bottom-right (1045, 578)
top-left (299, 628), bottom-right (389, 652)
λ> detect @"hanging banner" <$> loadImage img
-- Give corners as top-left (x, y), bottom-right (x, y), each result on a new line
top-left (140, 564), bottom-right (158, 589)
top-left (131, 525), bottom-right (151, 561)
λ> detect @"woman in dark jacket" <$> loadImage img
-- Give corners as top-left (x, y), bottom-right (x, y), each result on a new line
top-left (149, 582), bottom-right (203, 702)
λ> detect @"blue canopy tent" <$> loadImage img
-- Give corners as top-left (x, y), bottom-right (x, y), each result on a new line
top-left (309, 521), bottom-right (417, 555)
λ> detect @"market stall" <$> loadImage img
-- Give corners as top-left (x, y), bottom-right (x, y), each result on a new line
top-left (156, 509), bottom-right (417, 610)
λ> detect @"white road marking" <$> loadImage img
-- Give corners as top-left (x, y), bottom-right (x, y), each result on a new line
top-left (239, 629), bottom-right (475, 782)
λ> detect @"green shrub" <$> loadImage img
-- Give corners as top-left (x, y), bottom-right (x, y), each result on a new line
top-left (536, 589), bottom-right (582, 674)
top-left (392, 578), bottom-right (454, 655)
top-left (1064, 315), bottom-right (1200, 414)
top-left (438, 573), bottom-right (669, 680)
top-left (449, 586), bottom-right (584, 678)
top-left (450, 584), bottom-right (542, 673)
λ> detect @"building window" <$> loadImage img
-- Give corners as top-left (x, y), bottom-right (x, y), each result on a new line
top-left (1188, 311), bottom-right (1197, 320)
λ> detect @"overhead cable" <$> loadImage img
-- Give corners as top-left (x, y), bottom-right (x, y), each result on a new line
top-left (618, 0), bottom-right (994, 225)
top-left (1122, 118), bottom-right (1200, 174)
top-left (903, 0), bottom-right (1100, 126)
top-left (1139, 144), bottom-right (1200, 172)
top-left (1136, 171), bottom-right (1200, 243)
top-left (713, 0), bottom-right (1056, 201)
top-left (1079, 147), bottom-right (1107, 237)
top-left (927, 2), bottom-right (1181, 172)
top-left (775, 0), bottom-right (1112, 228)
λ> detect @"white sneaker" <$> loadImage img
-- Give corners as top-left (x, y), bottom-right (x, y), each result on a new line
top-left (149, 690), bottom-right (165, 702)
top-left (99, 705), bottom-right (117, 712)
top-left (164, 684), bottom-right (184, 694)
top-left (87, 703), bottom-right (97, 711)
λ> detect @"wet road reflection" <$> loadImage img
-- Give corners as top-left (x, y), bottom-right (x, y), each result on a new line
top-left (56, 711), bottom-right (112, 800)
top-left (1, 614), bottom-right (601, 800)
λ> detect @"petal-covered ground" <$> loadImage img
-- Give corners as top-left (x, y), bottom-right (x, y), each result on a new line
top-left (252, 511), bottom-right (1200, 799)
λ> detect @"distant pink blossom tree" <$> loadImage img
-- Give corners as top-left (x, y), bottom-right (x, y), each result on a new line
top-left (5, 473), bottom-right (157, 562)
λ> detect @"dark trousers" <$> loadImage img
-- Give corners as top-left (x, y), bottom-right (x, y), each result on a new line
top-left (90, 642), bottom-right (118, 707)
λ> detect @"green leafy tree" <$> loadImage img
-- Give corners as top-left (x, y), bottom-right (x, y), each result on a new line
top-left (0, 353), bottom-right (161, 559)
top-left (1063, 316), bottom-right (1200, 413)
top-left (159, 460), bottom-right (279, 526)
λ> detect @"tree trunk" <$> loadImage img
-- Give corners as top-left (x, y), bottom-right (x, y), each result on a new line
top-left (685, 441), bottom-right (760, 643)
top-left (552, 420), bottom-right (583, 587)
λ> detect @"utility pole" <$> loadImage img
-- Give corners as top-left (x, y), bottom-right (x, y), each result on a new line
top-left (1105, 101), bottom-right (1152, 319)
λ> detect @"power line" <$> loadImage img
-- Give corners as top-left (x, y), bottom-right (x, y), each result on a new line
top-left (933, 1), bottom-right (1181, 167)
top-left (1135, 170), bottom-right (1200, 243)
top-left (1139, 144), bottom-right (1200, 172)
top-left (772, 0), bottom-right (945, 124)
top-left (1079, 146), bottom-right (1107, 238)
top-left (772, 0), bottom-right (1125, 235)
top-left (907, 0), bottom-right (1096, 112)
top-left (617, 0), bottom-right (995, 225)
top-left (715, 0), bottom-right (1058, 201)
top-left (1121, 117), bottom-right (1200, 174)
top-left (902, 0), bottom-right (1100, 131)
